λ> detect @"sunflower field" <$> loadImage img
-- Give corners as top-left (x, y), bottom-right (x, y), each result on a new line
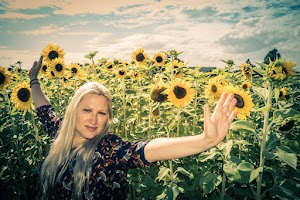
top-left (0, 44), bottom-right (300, 200)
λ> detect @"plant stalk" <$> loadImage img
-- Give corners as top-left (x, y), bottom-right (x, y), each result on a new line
top-left (256, 81), bottom-right (273, 200)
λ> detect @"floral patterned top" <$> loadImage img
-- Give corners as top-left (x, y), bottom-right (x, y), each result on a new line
top-left (36, 105), bottom-right (155, 200)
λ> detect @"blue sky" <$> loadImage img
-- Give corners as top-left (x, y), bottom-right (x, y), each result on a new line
top-left (0, 0), bottom-right (299, 70)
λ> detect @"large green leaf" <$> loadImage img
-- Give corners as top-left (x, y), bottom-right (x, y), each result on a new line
top-left (230, 120), bottom-right (255, 133)
top-left (198, 148), bottom-right (219, 162)
top-left (223, 161), bottom-right (238, 181)
top-left (218, 140), bottom-right (233, 157)
top-left (275, 146), bottom-right (297, 170)
top-left (174, 167), bottom-right (194, 179)
top-left (199, 173), bottom-right (221, 195)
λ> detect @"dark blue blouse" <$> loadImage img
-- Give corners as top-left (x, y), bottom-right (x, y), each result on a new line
top-left (36, 105), bottom-right (155, 199)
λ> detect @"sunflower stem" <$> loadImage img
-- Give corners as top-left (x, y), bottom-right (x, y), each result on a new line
top-left (121, 80), bottom-right (127, 139)
top-left (148, 100), bottom-right (153, 140)
top-left (4, 89), bottom-right (29, 199)
top-left (256, 81), bottom-right (273, 200)
top-left (220, 132), bottom-right (230, 200)
top-left (30, 110), bottom-right (43, 160)
top-left (177, 108), bottom-right (182, 137)
top-left (192, 80), bottom-right (198, 135)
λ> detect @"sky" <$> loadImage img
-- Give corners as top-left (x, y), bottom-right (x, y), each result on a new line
top-left (0, 0), bottom-right (299, 71)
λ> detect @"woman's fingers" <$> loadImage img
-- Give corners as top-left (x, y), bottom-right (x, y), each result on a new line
top-left (215, 92), bottom-right (228, 112)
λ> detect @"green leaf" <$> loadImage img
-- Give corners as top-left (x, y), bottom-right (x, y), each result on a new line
top-left (200, 173), bottom-right (221, 195)
top-left (273, 108), bottom-right (300, 122)
top-left (249, 167), bottom-right (263, 182)
top-left (234, 162), bottom-right (256, 183)
top-left (236, 162), bottom-right (254, 172)
top-left (198, 148), bottom-right (219, 162)
top-left (252, 86), bottom-right (269, 101)
top-left (218, 140), bottom-right (233, 157)
top-left (156, 166), bottom-right (170, 182)
top-left (223, 161), bottom-right (238, 181)
top-left (275, 146), bottom-right (297, 170)
top-left (174, 167), bottom-right (194, 179)
top-left (230, 120), bottom-right (255, 133)
top-left (165, 185), bottom-right (183, 200)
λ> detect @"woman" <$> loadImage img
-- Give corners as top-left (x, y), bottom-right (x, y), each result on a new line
top-left (30, 56), bottom-right (238, 199)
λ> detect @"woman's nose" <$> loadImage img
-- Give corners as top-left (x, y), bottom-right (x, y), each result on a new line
top-left (89, 113), bottom-right (97, 124)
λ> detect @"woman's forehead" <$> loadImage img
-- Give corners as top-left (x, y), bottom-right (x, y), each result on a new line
top-left (78, 94), bottom-right (108, 108)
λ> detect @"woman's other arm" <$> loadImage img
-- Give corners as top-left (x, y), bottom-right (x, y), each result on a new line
top-left (144, 92), bottom-right (238, 163)
top-left (29, 56), bottom-right (50, 108)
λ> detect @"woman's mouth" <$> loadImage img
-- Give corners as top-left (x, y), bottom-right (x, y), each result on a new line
top-left (86, 126), bottom-right (97, 131)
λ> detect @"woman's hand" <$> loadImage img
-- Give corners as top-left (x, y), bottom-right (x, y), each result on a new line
top-left (203, 93), bottom-right (238, 147)
top-left (29, 56), bottom-right (43, 80)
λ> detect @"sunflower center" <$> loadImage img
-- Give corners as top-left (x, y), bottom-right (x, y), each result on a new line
top-left (71, 68), bottom-right (77, 73)
top-left (17, 88), bottom-right (30, 102)
top-left (282, 66), bottom-right (288, 74)
top-left (279, 91), bottom-right (283, 98)
top-left (242, 84), bottom-right (248, 90)
top-left (136, 53), bottom-right (145, 62)
top-left (211, 84), bottom-right (217, 93)
top-left (119, 70), bottom-right (125, 75)
top-left (0, 72), bottom-right (5, 84)
top-left (107, 65), bottom-right (113, 69)
top-left (156, 56), bottom-right (162, 63)
top-left (55, 64), bottom-right (63, 72)
top-left (173, 86), bottom-right (187, 99)
top-left (234, 94), bottom-right (244, 108)
top-left (42, 65), bottom-right (47, 72)
top-left (48, 50), bottom-right (59, 60)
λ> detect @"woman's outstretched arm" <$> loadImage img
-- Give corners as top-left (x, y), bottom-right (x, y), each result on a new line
top-left (29, 56), bottom-right (50, 109)
top-left (144, 92), bottom-right (238, 163)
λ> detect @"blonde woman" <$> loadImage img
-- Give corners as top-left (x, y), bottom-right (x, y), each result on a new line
top-left (29, 56), bottom-right (238, 200)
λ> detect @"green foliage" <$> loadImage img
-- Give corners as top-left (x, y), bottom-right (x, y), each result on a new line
top-left (1, 51), bottom-right (300, 200)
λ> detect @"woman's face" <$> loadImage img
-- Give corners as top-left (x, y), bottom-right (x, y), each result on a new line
top-left (73, 93), bottom-right (109, 147)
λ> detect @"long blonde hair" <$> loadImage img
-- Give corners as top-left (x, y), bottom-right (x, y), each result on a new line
top-left (40, 82), bottom-right (113, 199)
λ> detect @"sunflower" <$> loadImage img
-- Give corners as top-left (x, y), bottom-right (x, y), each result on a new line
top-left (204, 77), bottom-right (224, 102)
top-left (152, 107), bottom-right (159, 120)
top-left (241, 63), bottom-right (253, 79)
top-left (129, 71), bottom-right (145, 80)
top-left (166, 79), bottom-right (195, 107)
top-left (241, 81), bottom-right (252, 90)
top-left (131, 47), bottom-right (149, 67)
top-left (40, 61), bottom-right (49, 76)
top-left (11, 82), bottom-right (32, 110)
top-left (150, 83), bottom-right (168, 103)
top-left (224, 84), bottom-right (254, 120)
top-left (116, 68), bottom-right (127, 79)
top-left (279, 88), bottom-right (287, 98)
top-left (49, 57), bottom-right (65, 78)
top-left (42, 43), bottom-right (65, 64)
top-left (105, 61), bottom-right (115, 71)
top-left (268, 59), bottom-right (296, 80)
top-left (282, 60), bottom-right (296, 76)
top-left (269, 66), bottom-right (286, 80)
top-left (0, 66), bottom-right (11, 89)
top-left (67, 63), bottom-right (86, 79)
top-left (279, 119), bottom-right (294, 131)
top-left (153, 52), bottom-right (166, 67)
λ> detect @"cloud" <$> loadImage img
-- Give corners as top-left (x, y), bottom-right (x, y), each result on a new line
top-left (0, 49), bottom-right (35, 68)
top-left (0, 12), bottom-right (47, 19)
top-left (21, 24), bottom-right (67, 36)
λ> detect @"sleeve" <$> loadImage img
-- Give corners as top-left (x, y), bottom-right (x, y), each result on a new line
top-left (36, 105), bottom-right (62, 138)
top-left (113, 135), bottom-right (157, 169)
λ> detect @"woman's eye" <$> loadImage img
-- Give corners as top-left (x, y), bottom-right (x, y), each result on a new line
top-left (98, 112), bottom-right (106, 116)
top-left (83, 109), bottom-right (91, 113)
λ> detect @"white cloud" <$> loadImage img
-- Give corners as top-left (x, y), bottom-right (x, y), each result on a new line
top-left (21, 24), bottom-right (67, 36)
top-left (0, 12), bottom-right (47, 19)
